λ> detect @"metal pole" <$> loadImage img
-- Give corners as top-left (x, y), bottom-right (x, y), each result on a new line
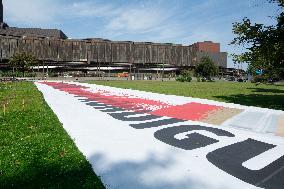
top-left (138, 64), bottom-right (140, 80)
top-left (129, 64), bottom-right (132, 80)
top-left (108, 64), bottom-right (110, 80)
top-left (47, 64), bottom-right (49, 78)
top-left (103, 43), bottom-right (106, 80)
top-left (96, 43), bottom-right (99, 79)
top-left (162, 47), bottom-right (165, 82)
top-left (109, 43), bottom-right (112, 80)
top-left (129, 43), bottom-right (133, 81)
top-left (42, 60), bottom-right (45, 79)
top-left (181, 47), bottom-right (184, 67)
top-left (157, 46), bottom-right (159, 79)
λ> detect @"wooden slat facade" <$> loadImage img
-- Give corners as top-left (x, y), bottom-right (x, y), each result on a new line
top-left (0, 35), bottom-right (197, 66)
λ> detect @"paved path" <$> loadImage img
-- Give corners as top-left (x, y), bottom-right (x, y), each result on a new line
top-left (36, 81), bottom-right (284, 189)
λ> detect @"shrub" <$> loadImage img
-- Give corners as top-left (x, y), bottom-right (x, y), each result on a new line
top-left (252, 74), bottom-right (280, 83)
top-left (184, 75), bottom-right (192, 82)
top-left (197, 77), bottom-right (201, 82)
top-left (0, 71), bottom-right (36, 77)
top-left (176, 75), bottom-right (185, 82)
top-left (176, 70), bottom-right (192, 82)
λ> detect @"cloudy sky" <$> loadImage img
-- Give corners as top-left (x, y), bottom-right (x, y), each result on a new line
top-left (2, 0), bottom-right (280, 68)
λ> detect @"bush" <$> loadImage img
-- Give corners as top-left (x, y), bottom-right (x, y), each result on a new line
top-left (176, 75), bottom-right (185, 82)
top-left (197, 77), bottom-right (201, 82)
top-left (176, 70), bottom-right (192, 82)
top-left (207, 78), bottom-right (215, 82)
top-left (0, 71), bottom-right (36, 77)
top-left (184, 75), bottom-right (192, 82)
top-left (252, 74), bottom-right (280, 84)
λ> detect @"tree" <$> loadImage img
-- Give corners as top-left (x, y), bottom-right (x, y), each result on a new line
top-left (195, 56), bottom-right (219, 80)
top-left (8, 52), bottom-right (38, 76)
top-left (231, 0), bottom-right (284, 79)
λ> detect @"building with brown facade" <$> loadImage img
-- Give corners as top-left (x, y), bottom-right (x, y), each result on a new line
top-left (0, 0), bottom-right (228, 71)
top-left (192, 41), bottom-right (220, 53)
top-left (190, 41), bottom-right (227, 68)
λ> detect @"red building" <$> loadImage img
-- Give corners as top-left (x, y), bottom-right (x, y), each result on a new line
top-left (191, 41), bottom-right (227, 68)
top-left (192, 41), bottom-right (220, 53)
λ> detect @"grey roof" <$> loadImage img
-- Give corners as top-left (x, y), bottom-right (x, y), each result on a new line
top-left (0, 27), bottom-right (68, 39)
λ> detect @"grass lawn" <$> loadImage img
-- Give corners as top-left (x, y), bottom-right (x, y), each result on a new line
top-left (0, 82), bottom-right (105, 188)
top-left (85, 80), bottom-right (284, 111)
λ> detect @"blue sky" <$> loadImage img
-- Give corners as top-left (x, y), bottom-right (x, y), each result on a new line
top-left (3, 0), bottom-right (280, 68)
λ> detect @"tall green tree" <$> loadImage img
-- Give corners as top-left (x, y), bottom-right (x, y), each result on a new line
top-left (231, 0), bottom-right (284, 78)
top-left (195, 56), bottom-right (218, 80)
top-left (8, 52), bottom-right (38, 76)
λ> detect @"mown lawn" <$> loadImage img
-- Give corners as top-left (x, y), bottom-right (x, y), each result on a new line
top-left (86, 80), bottom-right (284, 111)
top-left (0, 82), bottom-right (105, 188)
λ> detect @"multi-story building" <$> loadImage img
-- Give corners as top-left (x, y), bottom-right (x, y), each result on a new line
top-left (191, 41), bottom-right (228, 68)
top-left (0, 0), bottom-right (227, 71)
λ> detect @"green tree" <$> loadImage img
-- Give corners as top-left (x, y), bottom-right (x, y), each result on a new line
top-left (8, 52), bottom-right (38, 77)
top-left (231, 0), bottom-right (284, 79)
top-left (195, 56), bottom-right (219, 80)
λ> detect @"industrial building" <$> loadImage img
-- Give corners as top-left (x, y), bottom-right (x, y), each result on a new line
top-left (0, 0), bottom-right (228, 75)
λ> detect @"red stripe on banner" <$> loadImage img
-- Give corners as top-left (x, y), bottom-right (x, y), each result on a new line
top-left (40, 82), bottom-right (224, 121)
top-left (151, 102), bottom-right (223, 121)
top-left (40, 82), bottom-right (170, 112)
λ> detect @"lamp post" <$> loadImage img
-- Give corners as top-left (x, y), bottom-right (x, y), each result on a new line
top-left (162, 47), bottom-right (165, 82)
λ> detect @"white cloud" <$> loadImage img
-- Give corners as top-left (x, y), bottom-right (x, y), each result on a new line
top-left (4, 0), bottom-right (60, 25)
top-left (103, 3), bottom-right (185, 42)
top-left (3, 0), bottom-right (118, 26)
top-left (106, 8), bottom-right (166, 32)
top-left (2, 0), bottom-right (186, 41)
top-left (68, 2), bottom-right (116, 18)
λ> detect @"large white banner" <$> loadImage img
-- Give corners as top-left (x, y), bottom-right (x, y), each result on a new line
top-left (36, 81), bottom-right (284, 189)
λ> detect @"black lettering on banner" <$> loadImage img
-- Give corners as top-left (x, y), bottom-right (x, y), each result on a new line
top-left (79, 99), bottom-right (102, 104)
top-left (93, 106), bottom-right (114, 110)
top-left (81, 99), bottom-right (135, 110)
top-left (78, 99), bottom-right (93, 102)
top-left (130, 118), bottom-right (185, 129)
top-left (154, 125), bottom-right (234, 150)
top-left (86, 102), bottom-right (112, 108)
top-left (80, 98), bottom-right (104, 102)
top-left (82, 99), bottom-right (149, 114)
top-left (85, 98), bottom-right (116, 104)
top-left (206, 139), bottom-right (284, 189)
top-left (109, 111), bottom-right (161, 122)
top-left (85, 101), bottom-right (123, 112)
top-left (101, 107), bottom-right (124, 113)
top-left (110, 102), bottom-right (132, 107)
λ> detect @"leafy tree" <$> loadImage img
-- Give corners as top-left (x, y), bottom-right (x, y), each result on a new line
top-left (247, 63), bottom-right (258, 76)
top-left (8, 52), bottom-right (38, 76)
top-left (231, 0), bottom-right (284, 79)
top-left (195, 56), bottom-right (218, 80)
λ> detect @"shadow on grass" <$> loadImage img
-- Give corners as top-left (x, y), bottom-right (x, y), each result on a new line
top-left (1, 158), bottom-right (105, 189)
top-left (214, 94), bottom-right (284, 111)
top-left (246, 88), bottom-right (284, 94)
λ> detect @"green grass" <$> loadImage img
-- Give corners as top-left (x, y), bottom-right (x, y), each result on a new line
top-left (85, 80), bottom-right (284, 111)
top-left (0, 82), bottom-right (105, 188)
